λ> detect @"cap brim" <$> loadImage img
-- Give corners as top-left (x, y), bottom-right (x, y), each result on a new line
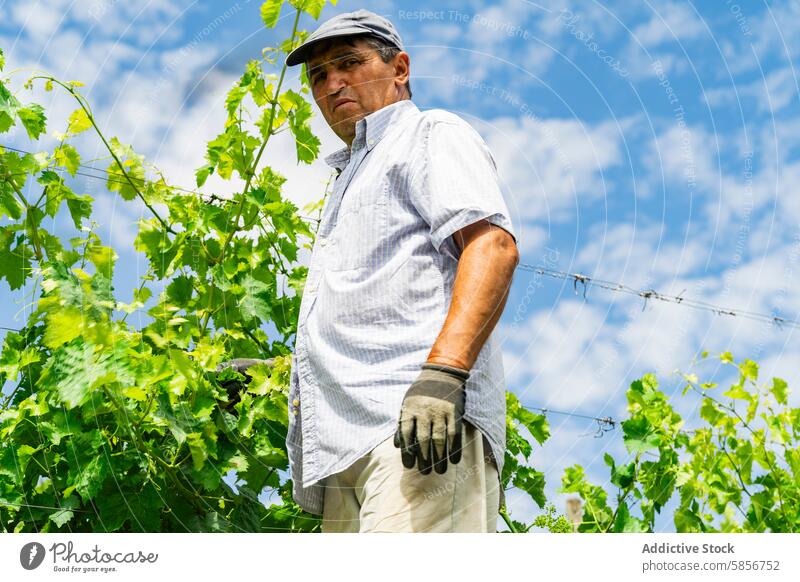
top-left (285, 25), bottom-right (378, 67)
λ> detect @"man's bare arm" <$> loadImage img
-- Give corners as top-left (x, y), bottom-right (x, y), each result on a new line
top-left (426, 219), bottom-right (519, 370)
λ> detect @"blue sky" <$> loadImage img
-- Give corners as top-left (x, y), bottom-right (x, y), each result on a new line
top-left (1, 0), bottom-right (799, 531)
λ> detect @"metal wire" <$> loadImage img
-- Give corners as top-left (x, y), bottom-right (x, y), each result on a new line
top-left (517, 264), bottom-right (800, 331)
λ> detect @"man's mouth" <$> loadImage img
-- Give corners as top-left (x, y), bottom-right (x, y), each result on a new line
top-left (333, 99), bottom-right (355, 111)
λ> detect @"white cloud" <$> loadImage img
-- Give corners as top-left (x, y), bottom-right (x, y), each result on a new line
top-left (621, 45), bottom-right (691, 80)
top-left (705, 66), bottom-right (799, 114)
top-left (481, 115), bottom-right (626, 225)
top-left (749, 1), bottom-right (800, 68)
top-left (71, 0), bottom-right (184, 45)
top-left (405, 45), bottom-right (463, 104)
top-left (697, 1), bottom-right (800, 77)
top-left (632, 2), bottom-right (705, 47)
top-left (646, 119), bottom-right (800, 238)
top-left (750, 67), bottom-right (798, 113)
top-left (10, 0), bottom-right (70, 42)
top-left (401, 0), bottom-right (555, 90)
top-left (518, 41), bottom-right (556, 79)
top-left (499, 299), bottom-right (625, 409)
top-left (513, 225), bottom-right (548, 257)
top-left (647, 122), bottom-right (718, 193)
top-left (575, 221), bottom-right (708, 288)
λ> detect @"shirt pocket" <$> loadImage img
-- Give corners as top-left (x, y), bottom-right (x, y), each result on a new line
top-left (328, 181), bottom-right (389, 271)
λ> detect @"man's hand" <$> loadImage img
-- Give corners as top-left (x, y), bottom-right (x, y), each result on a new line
top-left (393, 362), bottom-right (470, 475)
top-left (215, 358), bottom-right (275, 412)
top-left (216, 358), bottom-right (275, 375)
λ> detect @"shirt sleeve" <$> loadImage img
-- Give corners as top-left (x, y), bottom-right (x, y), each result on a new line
top-left (409, 118), bottom-right (518, 261)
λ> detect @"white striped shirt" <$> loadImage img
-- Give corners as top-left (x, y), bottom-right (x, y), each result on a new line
top-left (287, 98), bottom-right (517, 515)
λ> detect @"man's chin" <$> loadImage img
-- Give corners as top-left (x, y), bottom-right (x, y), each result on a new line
top-left (335, 106), bottom-right (363, 122)
top-left (331, 112), bottom-right (364, 132)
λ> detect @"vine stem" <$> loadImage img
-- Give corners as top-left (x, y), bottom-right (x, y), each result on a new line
top-left (582, 493), bottom-right (603, 530)
top-left (499, 506), bottom-right (518, 533)
top-left (28, 76), bottom-right (176, 235)
top-left (715, 456), bottom-right (753, 522)
top-left (3, 174), bottom-right (44, 261)
top-left (200, 7), bottom-right (302, 333)
top-left (255, 220), bottom-right (291, 276)
top-left (30, 117), bottom-right (78, 210)
top-left (120, 267), bottom-right (154, 324)
top-left (603, 452), bottom-right (652, 532)
top-left (605, 489), bottom-right (631, 533)
top-left (242, 326), bottom-right (269, 355)
top-left (199, 282), bottom-right (215, 334)
top-left (216, 7), bottom-right (302, 263)
top-left (100, 385), bottom-right (208, 515)
top-left (719, 438), bottom-right (754, 499)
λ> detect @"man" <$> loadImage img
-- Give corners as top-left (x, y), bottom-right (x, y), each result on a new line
top-left (228, 9), bottom-right (519, 532)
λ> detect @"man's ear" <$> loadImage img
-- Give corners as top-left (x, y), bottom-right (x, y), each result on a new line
top-left (393, 51), bottom-right (410, 90)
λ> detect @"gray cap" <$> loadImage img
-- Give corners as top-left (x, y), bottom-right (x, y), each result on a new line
top-left (285, 9), bottom-right (403, 67)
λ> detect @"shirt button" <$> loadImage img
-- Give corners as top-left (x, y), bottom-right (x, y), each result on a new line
top-left (293, 409), bottom-right (299, 416)
top-left (320, 239), bottom-right (327, 247)
top-left (292, 398), bottom-right (300, 406)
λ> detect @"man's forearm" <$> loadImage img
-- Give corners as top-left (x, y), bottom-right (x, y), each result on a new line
top-left (426, 228), bottom-right (518, 370)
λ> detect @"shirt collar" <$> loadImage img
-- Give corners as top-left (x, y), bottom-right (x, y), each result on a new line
top-left (324, 99), bottom-right (419, 172)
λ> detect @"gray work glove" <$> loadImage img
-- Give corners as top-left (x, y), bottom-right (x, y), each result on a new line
top-left (215, 358), bottom-right (275, 411)
top-left (393, 362), bottom-right (470, 475)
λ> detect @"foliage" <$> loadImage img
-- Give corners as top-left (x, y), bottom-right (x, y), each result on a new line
top-left (498, 392), bottom-right (552, 531)
top-left (560, 352), bottom-right (799, 532)
top-left (0, 0), bottom-right (336, 533)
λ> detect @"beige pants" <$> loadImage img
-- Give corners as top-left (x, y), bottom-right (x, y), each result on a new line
top-left (321, 421), bottom-right (500, 532)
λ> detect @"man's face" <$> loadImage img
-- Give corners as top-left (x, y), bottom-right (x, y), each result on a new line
top-left (306, 37), bottom-right (409, 146)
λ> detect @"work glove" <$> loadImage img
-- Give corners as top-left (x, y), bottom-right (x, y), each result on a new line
top-left (393, 362), bottom-right (470, 475)
top-left (215, 358), bottom-right (275, 412)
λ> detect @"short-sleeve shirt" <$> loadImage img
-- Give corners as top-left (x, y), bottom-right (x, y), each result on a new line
top-left (287, 98), bottom-right (517, 515)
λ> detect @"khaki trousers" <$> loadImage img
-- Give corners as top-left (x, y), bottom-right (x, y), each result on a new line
top-left (321, 421), bottom-right (500, 532)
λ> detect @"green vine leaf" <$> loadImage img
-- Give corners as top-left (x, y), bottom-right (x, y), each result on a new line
top-left (16, 104), bottom-right (47, 140)
top-left (66, 107), bottom-right (92, 135)
top-left (260, 0), bottom-right (284, 28)
top-left (622, 417), bottom-right (660, 454)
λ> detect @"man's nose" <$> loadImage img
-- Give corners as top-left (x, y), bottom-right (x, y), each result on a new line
top-left (323, 68), bottom-right (348, 99)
